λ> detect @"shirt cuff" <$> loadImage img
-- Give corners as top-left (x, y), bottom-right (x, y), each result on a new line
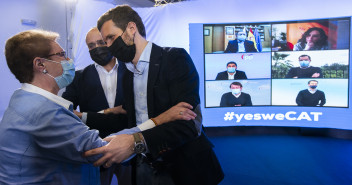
top-left (98, 110), bottom-right (104, 114)
top-left (81, 112), bottom-right (88, 123)
top-left (137, 119), bottom-right (156, 131)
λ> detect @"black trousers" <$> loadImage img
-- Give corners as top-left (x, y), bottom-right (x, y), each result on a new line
top-left (135, 155), bottom-right (175, 185)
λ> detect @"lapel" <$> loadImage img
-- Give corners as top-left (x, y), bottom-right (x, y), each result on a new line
top-left (90, 65), bottom-right (109, 108)
top-left (147, 44), bottom-right (163, 117)
top-left (125, 70), bottom-right (136, 126)
top-left (234, 40), bottom-right (239, 52)
top-left (114, 61), bottom-right (125, 106)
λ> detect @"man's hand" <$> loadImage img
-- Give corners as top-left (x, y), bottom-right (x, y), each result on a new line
top-left (73, 110), bottom-right (83, 119)
top-left (153, 102), bottom-right (197, 124)
top-left (104, 105), bottom-right (127, 115)
top-left (312, 73), bottom-right (320, 78)
top-left (84, 134), bottom-right (134, 168)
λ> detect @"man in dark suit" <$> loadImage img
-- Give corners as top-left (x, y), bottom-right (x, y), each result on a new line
top-left (220, 82), bottom-right (252, 107)
top-left (215, 61), bottom-right (247, 80)
top-left (224, 29), bottom-right (258, 53)
top-left (62, 27), bottom-right (131, 185)
top-left (85, 5), bottom-right (224, 185)
top-left (62, 27), bottom-right (127, 137)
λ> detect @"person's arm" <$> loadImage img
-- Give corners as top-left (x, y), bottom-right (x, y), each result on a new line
top-left (106, 102), bottom-right (197, 136)
top-left (224, 41), bottom-right (234, 53)
top-left (215, 73), bottom-right (221, 80)
top-left (219, 94), bottom-right (227, 107)
top-left (243, 72), bottom-right (248, 79)
top-left (296, 91), bottom-right (304, 106)
top-left (85, 112), bottom-right (129, 138)
top-left (320, 91), bottom-right (326, 106)
top-left (245, 94), bottom-right (253, 106)
top-left (317, 68), bottom-right (323, 78)
top-left (34, 106), bottom-right (106, 164)
top-left (83, 102), bottom-right (197, 166)
top-left (103, 105), bottom-right (126, 115)
top-left (285, 68), bottom-right (294, 78)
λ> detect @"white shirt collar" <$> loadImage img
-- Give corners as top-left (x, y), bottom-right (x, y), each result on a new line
top-left (139, 41), bottom-right (152, 63)
top-left (21, 83), bottom-right (73, 110)
top-left (94, 59), bottom-right (119, 74)
top-left (126, 41), bottom-right (153, 74)
top-left (228, 71), bottom-right (236, 79)
top-left (308, 88), bottom-right (317, 94)
top-left (233, 92), bottom-right (242, 98)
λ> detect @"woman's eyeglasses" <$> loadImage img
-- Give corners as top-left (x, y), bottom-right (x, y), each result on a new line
top-left (46, 51), bottom-right (67, 58)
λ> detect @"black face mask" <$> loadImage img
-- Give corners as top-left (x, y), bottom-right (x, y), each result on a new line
top-left (108, 36), bottom-right (136, 63)
top-left (89, 46), bottom-right (113, 66)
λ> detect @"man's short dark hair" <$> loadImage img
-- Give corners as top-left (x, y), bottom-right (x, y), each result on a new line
top-left (236, 30), bottom-right (247, 36)
top-left (299, 55), bottom-right (311, 61)
top-left (308, 80), bottom-right (318, 84)
top-left (229, 82), bottom-right (243, 88)
top-left (97, 5), bottom-right (146, 38)
top-left (5, 30), bottom-right (58, 83)
top-left (226, 61), bottom-right (237, 67)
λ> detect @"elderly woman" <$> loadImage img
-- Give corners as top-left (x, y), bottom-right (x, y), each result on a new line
top-left (0, 30), bottom-right (196, 184)
top-left (293, 27), bottom-right (329, 51)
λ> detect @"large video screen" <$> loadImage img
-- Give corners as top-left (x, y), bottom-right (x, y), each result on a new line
top-left (189, 17), bottom-right (352, 129)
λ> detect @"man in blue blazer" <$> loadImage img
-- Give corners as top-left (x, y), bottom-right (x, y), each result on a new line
top-left (215, 61), bottom-right (247, 80)
top-left (224, 30), bottom-right (257, 53)
top-left (62, 27), bottom-right (130, 185)
top-left (62, 27), bottom-right (127, 137)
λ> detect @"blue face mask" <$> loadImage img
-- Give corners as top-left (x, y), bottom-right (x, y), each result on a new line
top-left (232, 89), bottom-right (241, 95)
top-left (43, 59), bottom-right (75, 89)
top-left (299, 60), bottom-right (310, 68)
top-left (227, 67), bottom-right (236, 73)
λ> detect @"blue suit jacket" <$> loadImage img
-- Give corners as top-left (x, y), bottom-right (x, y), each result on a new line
top-left (62, 62), bottom-right (128, 138)
top-left (215, 70), bottom-right (247, 80)
top-left (62, 62), bottom-right (126, 112)
top-left (224, 39), bottom-right (257, 53)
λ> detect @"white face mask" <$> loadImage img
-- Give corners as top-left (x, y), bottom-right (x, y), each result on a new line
top-left (232, 89), bottom-right (241, 95)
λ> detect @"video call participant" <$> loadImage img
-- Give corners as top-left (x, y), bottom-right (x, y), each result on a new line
top-left (296, 80), bottom-right (326, 106)
top-left (84, 5), bottom-right (224, 185)
top-left (220, 82), bottom-right (252, 107)
top-left (224, 29), bottom-right (257, 53)
top-left (215, 61), bottom-right (247, 80)
top-left (293, 27), bottom-right (329, 51)
top-left (62, 27), bottom-right (130, 185)
top-left (285, 55), bottom-right (323, 78)
top-left (0, 29), bottom-right (197, 185)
